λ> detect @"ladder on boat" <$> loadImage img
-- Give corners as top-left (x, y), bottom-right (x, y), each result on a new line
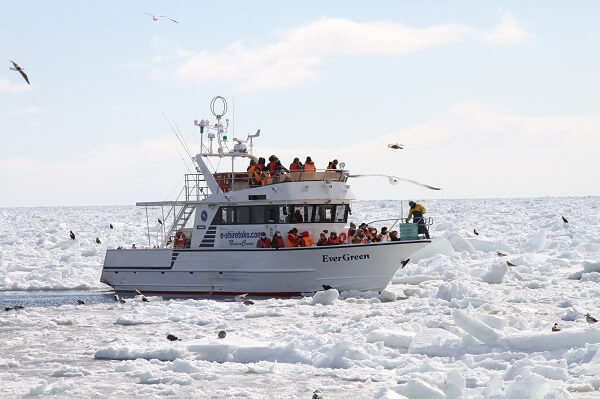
top-left (163, 203), bottom-right (196, 247)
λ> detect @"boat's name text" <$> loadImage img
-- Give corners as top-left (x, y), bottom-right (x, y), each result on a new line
top-left (220, 231), bottom-right (261, 239)
top-left (322, 253), bottom-right (370, 262)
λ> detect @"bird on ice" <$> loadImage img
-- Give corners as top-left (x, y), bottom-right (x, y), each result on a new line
top-left (552, 323), bottom-right (561, 332)
top-left (234, 293), bottom-right (248, 302)
top-left (166, 333), bottom-right (180, 341)
top-left (140, 13), bottom-right (178, 23)
top-left (497, 251), bottom-right (508, 257)
top-left (401, 259), bottom-right (410, 269)
top-left (473, 229), bottom-right (479, 236)
top-left (562, 216), bottom-right (568, 223)
top-left (387, 143), bottom-right (404, 150)
top-left (586, 313), bottom-right (598, 325)
top-left (8, 60), bottom-right (30, 85)
top-left (506, 260), bottom-right (517, 267)
top-left (109, 223), bottom-right (114, 229)
top-left (218, 330), bottom-right (227, 339)
top-left (77, 299), bottom-right (85, 305)
top-left (313, 390), bottom-right (324, 399)
top-left (69, 231), bottom-right (76, 240)
top-left (113, 294), bottom-right (119, 302)
top-left (95, 237), bottom-right (101, 244)
top-left (243, 300), bottom-right (254, 306)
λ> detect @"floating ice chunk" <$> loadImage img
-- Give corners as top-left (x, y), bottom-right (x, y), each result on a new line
top-left (396, 377), bottom-right (446, 399)
top-left (94, 346), bottom-right (184, 361)
top-left (505, 358), bottom-right (568, 381)
top-left (311, 289), bottom-right (339, 305)
top-left (524, 230), bottom-right (547, 251)
top-left (312, 340), bottom-right (370, 369)
top-left (467, 238), bottom-right (515, 253)
top-left (168, 359), bottom-right (203, 374)
top-left (379, 289), bottom-right (397, 302)
top-left (436, 282), bottom-right (467, 301)
top-left (80, 247), bottom-right (97, 257)
top-left (411, 238), bottom-right (455, 261)
top-left (561, 307), bottom-right (579, 321)
top-left (583, 261), bottom-right (600, 273)
top-left (446, 233), bottom-right (475, 253)
top-left (581, 347), bottom-right (600, 376)
top-left (373, 388), bottom-right (409, 399)
top-left (581, 272), bottom-right (600, 282)
top-left (392, 275), bottom-right (442, 285)
top-left (51, 367), bottom-right (91, 377)
top-left (452, 309), bottom-right (503, 345)
top-left (481, 261), bottom-right (508, 284)
top-left (500, 329), bottom-right (600, 352)
top-left (444, 369), bottom-right (466, 399)
top-left (408, 328), bottom-right (461, 357)
top-left (504, 367), bottom-right (567, 399)
top-left (481, 374), bottom-right (503, 398)
top-left (366, 329), bottom-right (416, 349)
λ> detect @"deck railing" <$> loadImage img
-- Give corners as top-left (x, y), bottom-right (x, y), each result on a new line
top-left (213, 169), bottom-right (349, 193)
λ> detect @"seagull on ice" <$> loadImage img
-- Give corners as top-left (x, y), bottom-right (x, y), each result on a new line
top-left (387, 143), bottom-right (404, 150)
top-left (113, 294), bottom-right (119, 302)
top-left (562, 216), bottom-right (568, 223)
top-left (234, 293), bottom-right (248, 302)
top-left (552, 323), bottom-right (561, 332)
top-left (473, 229), bottom-right (479, 236)
top-left (140, 13), bottom-right (178, 23)
top-left (506, 260), bottom-right (517, 267)
top-left (313, 390), bottom-right (324, 399)
top-left (218, 330), bottom-right (227, 339)
top-left (8, 60), bottom-right (30, 85)
top-left (497, 251), bottom-right (508, 257)
top-left (586, 313), bottom-right (598, 325)
top-left (69, 231), bottom-right (76, 240)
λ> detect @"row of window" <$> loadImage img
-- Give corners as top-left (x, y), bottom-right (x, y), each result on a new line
top-left (213, 204), bottom-right (349, 225)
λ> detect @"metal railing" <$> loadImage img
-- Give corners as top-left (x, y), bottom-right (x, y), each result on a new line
top-left (213, 169), bottom-right (349, 192)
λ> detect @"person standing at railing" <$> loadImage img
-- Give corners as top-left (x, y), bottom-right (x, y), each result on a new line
top-left (247, 159), bottom-right (258, 187)
top-left (271, 231), bottom-right (285, 249)
top-left (287, 228), bottom-right (300, 247)
top-left (406, 201), bottom-right (430, 239)
top-left (257, 233), bottom-right (271, 248)
top-left (327, 159), bottom-right (338, 170)
top-left (289, 157), bottom-right (303, 172)
top-left (304, 156), bottom-right (316, 172)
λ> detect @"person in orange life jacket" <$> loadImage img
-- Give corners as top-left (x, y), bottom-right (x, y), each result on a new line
top-left (327, 231), bottom-right (340, 245)
top-left (304, 156), bottom-right (316, 172)
top-left (316, 232), bottom-right (328, 246)
top-left (267, 155), bottom-right (278, 177)
top-left (286, 228), bottom-right (299, 247)
top-left (347, 222), bottom-right (357, 240)
top-left (289, 157), bottom-right (303, 172)
top-left (300, 231), bottom-right (314, 247)
top-left (352, 230), bottom-right (366, 244)
top-left (389, 230), bottom-right (400, 241)
top-left (271, 231), bottom-right (284, 249)
top-left (247, 159), bottom-right (258, 187)
top-left (406, 200), bottom-right (430, 239)
top-left (257, 232), bottom-right (271, 248)
top-left (327, 159), bottom-right (338, 170)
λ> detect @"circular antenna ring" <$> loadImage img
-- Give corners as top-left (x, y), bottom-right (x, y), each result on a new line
top-left (210, 96), bottom-right (228, 118)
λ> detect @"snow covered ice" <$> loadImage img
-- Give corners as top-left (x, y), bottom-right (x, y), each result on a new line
top-left (1, 197), bottom-right (600, 398)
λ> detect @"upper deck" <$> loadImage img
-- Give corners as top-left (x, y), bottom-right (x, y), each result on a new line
top-left (213, 169), bottom-right (349, 193)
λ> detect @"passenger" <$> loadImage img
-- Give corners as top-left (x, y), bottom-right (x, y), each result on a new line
top-left (327, 231), bottom-right (340, 245)
top-left (368, 227), bottom-right (378, 242)
top-left (247, 159), bottom-right (258, 187)
top-left (289, 157), bottom-right (303, 172)
top-left (327, 159), bottom-right (338, 170)
top-left (275, 158), bottom-right (289, 174)
top-left (300, 231), bottom-right (314, 247)
top-left (316, 232), bottom-right (328, 246)
top-left (267, 155), bottom-right (278, 177)
top-left (389, 230), bottom-right (401, 241)
top-left (347, 222), bottom-right (357, 240)
top-left (304, 156), bottom-right (316, 172)
top-left (287, 228), bottom-right (300, 247)
top-left (352, 230), bottom-right (366, 244)
top-left (271, 231), bottom-right (285, 249)
top-left (257, 232), bottom-right (271, 248)
top-left (293, 209), bottom-right (304, 223)
top-left (255, 157), bottom-right (269, 186)
top-left (380, 227), bottom-right (389, 241)
top-left (338, 232), bottom-right (347, 243)
top-left (406, 200), bottom-right (430, 239)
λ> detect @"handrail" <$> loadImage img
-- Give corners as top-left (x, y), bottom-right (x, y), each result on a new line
top-left (213, 169), bottom-right (349, 192)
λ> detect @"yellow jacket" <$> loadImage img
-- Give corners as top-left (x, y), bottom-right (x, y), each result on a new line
top-left (406, 203), bottom-right (426, 220)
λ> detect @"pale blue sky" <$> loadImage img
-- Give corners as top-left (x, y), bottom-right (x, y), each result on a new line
top-left (1, 1), bottom-right (599, 206)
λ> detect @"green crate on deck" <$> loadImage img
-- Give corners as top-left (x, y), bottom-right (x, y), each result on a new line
top-left (398, 223), bottom-right (419, 240)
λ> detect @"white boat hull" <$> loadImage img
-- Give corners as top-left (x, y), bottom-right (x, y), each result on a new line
top-left (100, 240), bottom-right (428, 296)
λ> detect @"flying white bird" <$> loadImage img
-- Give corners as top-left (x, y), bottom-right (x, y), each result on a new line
top-left (348, 174), bottom-right (441, 190)
top-left (140, 12), bottom-right (178, 23)
top-left (388, 143), bottom-right (404, 150)
top-left (8, 60), bottom-right (30, 85)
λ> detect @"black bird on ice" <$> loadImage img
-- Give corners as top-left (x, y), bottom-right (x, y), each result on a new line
top-left (96, 237), bottom-right (101, 244)
top-left (8, 60), bottom-right (30, 85)
top-left (167, 333), bottom-right (180, 341)
top-left (562, 216), bottom-right (568, 223)
top-left (473, 229), bottom-right (479, 236)
top-left (69, 231), bottom-right (76, 240)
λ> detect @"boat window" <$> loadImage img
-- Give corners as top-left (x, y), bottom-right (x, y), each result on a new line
top-left (279, 205), bottom-right (290, 224)
top-left (335, 204), bottom-right (348, 223)
top-left (221, 207), bottom-right (235, 224)
top-left (266, 206), bottom-right (279, 224)
top-left (237, 207), bottom-right (250, 224)
top-left (308, 205), bottom-right (318, 223)
top-left (290, 205), bottom-right (305, 223)
top-left (250, 206), bottom-right (265, 224)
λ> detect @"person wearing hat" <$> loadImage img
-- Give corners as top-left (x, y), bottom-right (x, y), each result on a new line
top-left (257, 232), bottom-right (271, 248)
top-left (380, 227), bottom-right (389, 241)
top-left (389, 230), bottom-right (400, 241)
top-left (304, 156), bottom-right (316, 172)
top-left (289, 157), bottom-right (303, 172)
top-left (287, 228), bottom-right (300, 247)
top-left (352, 230), bottom-right (366, 244)
top-left (316, 232), bottom-right (328, 246)
top-left (300, 231), bottom-right (314, 247)
top-left (327, 159), bottom-right (338, 170)
top-left (327, 231), bottom-right (339, 245)
top-left (406, 201), bottom-right (430, 239)
top-left (347, 222), bottom-right (357, 241)
top-left (271, 231), bottom-right (284, 249)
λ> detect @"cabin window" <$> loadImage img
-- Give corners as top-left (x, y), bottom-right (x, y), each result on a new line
top-left (279, 205), bottom-right (290, 223)
top-left (250, 206), bottom-right (265, 224)
top-left (335, 204), bottom-right (348, 223)
top-left (221, 207), bottom-right (235, 224)
top-left (266, 206), bottom-right (279, 224)
top-left (290, 205), bottom-right (305, 223)
top-left (237, 207), bottom-right (250, 224)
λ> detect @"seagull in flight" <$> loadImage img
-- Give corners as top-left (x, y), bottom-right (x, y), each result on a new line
top-left (8, 60), bottom-right (30, 85)
top-left (140, 13), bottom-right (178, 23)
top-left (388, 143), bottom-right (404, 150)
top-left (348, 174), bottom-right (441, 190)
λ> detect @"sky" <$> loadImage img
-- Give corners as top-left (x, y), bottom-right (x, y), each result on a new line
top-left (1, 1), bottom-right (599, 207)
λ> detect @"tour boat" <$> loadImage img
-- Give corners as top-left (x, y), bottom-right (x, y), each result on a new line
top-left (100, 97), bottom-right (431, 296)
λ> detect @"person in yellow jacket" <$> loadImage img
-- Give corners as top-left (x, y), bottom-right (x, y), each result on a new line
top-left (405, 200), bottom-right (430, 239)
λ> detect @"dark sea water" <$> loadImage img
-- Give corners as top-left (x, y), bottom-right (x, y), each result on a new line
top-left (0, 290), bottom-right (116, 309)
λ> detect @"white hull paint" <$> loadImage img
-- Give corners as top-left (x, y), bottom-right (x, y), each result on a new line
top-left (101, 240), bottom-right (428, 296)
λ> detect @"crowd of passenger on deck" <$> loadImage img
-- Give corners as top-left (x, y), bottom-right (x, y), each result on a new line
top-left (247, 155), bottom-right (338, 187)
top-left (256, 222), bottom-right (404, 248)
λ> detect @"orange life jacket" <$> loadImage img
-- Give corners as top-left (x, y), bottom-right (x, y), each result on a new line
top-left (257, 238), bottom-right (271, 248)
top-left (339, 232), bottom-right (347, 243)
top-left (287, 234), bottom-right (299, 247)
top-left (289, 162), bottom-right (302, 172)
top-left (304, 162), bottom-right (316, 172)
top-left (272, 235), bottom-right (284, 248)
top-left (300, 236), bottom-right (313, 247)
